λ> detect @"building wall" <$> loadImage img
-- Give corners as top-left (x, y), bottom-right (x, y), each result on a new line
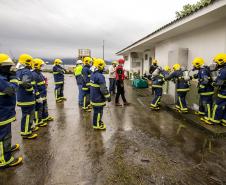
top-left (123, 53), bottom-right (131, 71)
top-left (155, 19), bottom-right (226, 69)
top-left (143, 49), bottom-right (155, 75)
top-left (154, 19), bottom-right (226, 106)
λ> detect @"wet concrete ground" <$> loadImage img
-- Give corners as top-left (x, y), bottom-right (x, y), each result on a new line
top-left (1, 73), bottom-right (226, 185)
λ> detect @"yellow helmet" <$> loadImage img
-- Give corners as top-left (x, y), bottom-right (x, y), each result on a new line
top-left (32, 58), bottom-right (45, 70)
top-left (173, 63), bottom-right (181, 71)
top-left (0, 53), bottom-right (14, 66)
top-left (83, 57), bottom-right (92, 65)
top-left (213, 53), bottom-right (226, 66)
top-left (54, 59), bottom-right (63, 65)
top-left (152, 59), bottom-right (158, 65)
top-left (164, 65), bottom-right (171, 72)
top-left (93, 58), bottom-right (106, 71)
top-left (112, 61), bottom-right (118, 65)
top-left (18, 54), bottom-right (33, 66)
top-left (192, 57), bottom-right (204, 68)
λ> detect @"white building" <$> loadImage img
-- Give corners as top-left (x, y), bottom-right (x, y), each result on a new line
top-left (117, 0), bottom-right (226, 105)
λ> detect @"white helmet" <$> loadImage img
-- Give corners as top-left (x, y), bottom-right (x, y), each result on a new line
top-left (76, 60), bottom-right (83, 65)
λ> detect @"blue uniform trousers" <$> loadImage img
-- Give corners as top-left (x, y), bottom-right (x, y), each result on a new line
top-left (55, 84), bottom-right (64, 101)
top-left (176, 92), bottom-right (188, 111)
top-left (20, 105), bottom-right (35, 136)
top-left (109, 78), bottom-right (116, 94)
top-left (199, 95), bottom-right (213, 119)
top-left (42, 99), bottom-right (49, 121)
top-left (211, 97), bottom-right (226, 124)
top-left (93, 106), bottom-right (103, 127)
top-left (151, 88), bottom-right (162, 107)
top-left (78, 85), bottom-right (84, 106)
top-left (0, 124), bottom-right (12, 164)
top-left (34, 102), bottom-right (43, 125)
top-left (82, 90), bottom-right (90, 109)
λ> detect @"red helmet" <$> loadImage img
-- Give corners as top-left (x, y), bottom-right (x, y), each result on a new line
top-left (118, 58), bottom-right (125, 64)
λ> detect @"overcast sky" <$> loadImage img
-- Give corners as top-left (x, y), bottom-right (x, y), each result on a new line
top-left (0, 0), bottom-right (198, 60)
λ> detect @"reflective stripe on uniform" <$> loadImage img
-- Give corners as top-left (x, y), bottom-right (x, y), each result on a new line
top-left (177, 88), bottom-right (190, 92)
top-left (82, 87), bottom-right (89, 91)
top-left (104, 94), bottom-right (110, 98)
top-left (91, 101), bottom-right (106, 106)
top-left (82, 96), bottom-right (87, 109)
top-left (0, 142), bottom-right (15, 167)
top-left (36, 92), bottom-right (40, 96)
top-left (0, 142), bottom-right (5, 164)
top-left (153, 96), bottom-right (161, 107)
top-left (17, 101), bottom-right (36, 106)
top-left (35, 111), bottom-right (39, 125)
top-left (152, 85), bottom-right (163, 88)
top-left (218, 94), bottom-right (226, 99)
top-left (210, 118), bottom-right (221, 123)
top-left (222, 119), bottom-right (226, 123)
top-left (53, 72), bottom-right (59, 74)
top-left (86, 83), bottom-right (91, 86)
top-left (10, 79), bottom-right (19, 84)
top-left (0, 92), bottom-right (6, 95)
top-left (26, 87), bottom-right (34, 92)
top-left (54, 81), bottom-right (64, 85)
top-left (199, 85), bottom-right (205, 88)
top-left (88, 75), bottom-right (91, 77)
top-left (207, 104), bottom-right (211, 120)
top-left (25, 115), bottom-right (30, 134)
top-left (0, 117), bottom-right (16, 126)
top-left (90, 83), bottom-right (100, 88)
top-left (97, 113), bottom-right (101, 127)
top-left (37, 81), bottom-right (45, 86)
top-left (31, 81), bottom-right (36, 85)
top-left (200, 92), bottom-right (214, 96)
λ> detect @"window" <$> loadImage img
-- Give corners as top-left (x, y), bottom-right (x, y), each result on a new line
top-left (145, 54), bottom-right (148, 60)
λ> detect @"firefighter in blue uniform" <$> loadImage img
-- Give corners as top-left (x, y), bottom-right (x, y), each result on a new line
top-left (16, 54), bottom-right (38, 139)
top-left (32, 58), bottom-right (54, 127)
top-left (74, 60), bottom-right (84, 106)
top-left (53, 59), bottom-right (66, 103)
top-left (0, 53), bottom-right (23, 168)
top-left (208, 53), bottom-right (226, 126)
top-left (81, 57), bottom-right (92, 111)
top-left (90, 58), bottom-right (111, 130)
top-left (150, 65), bottom-right (171, 110)
top-left (192, 58), bottom-right (214, 123)
top-left (165, 64), bottom-right (190, 113)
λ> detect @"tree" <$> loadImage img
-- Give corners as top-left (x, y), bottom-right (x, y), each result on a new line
top-left (176, 0), bottom-right (212, 18)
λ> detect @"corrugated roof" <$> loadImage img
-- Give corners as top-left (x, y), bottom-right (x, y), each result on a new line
top-left (116, 0), bottom-right (217, 55)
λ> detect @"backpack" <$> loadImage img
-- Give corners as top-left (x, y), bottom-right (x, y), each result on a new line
top-left (115, 65), bottom-right (125, 80)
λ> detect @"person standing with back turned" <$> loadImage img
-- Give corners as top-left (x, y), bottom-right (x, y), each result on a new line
top-left (115, 59), bottom-right (129, 106)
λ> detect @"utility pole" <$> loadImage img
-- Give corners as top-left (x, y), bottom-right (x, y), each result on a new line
top-left (102, 40), bottom-right (105, 60)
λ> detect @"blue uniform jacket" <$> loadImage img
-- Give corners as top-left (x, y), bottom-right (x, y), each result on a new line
top-left (32, 70), bottom-right (47, 99)
top-left (165, 70), bottom-right (190, 92)
top-left (215, 65), bottom-right (226, 98)
top-left (196, 67), bottom-right (214, 95)
top-left (81, 65), bottom-right (91, 91)
top-left (53, 65), bottom-right (65, 84)
top-left (0, 74), bottom-right (18, 126)
top-left (152, 74), bottom-right (164, 88)
top-left (90, 70), bottom-right (110, 106)
top-left (16, 67), bottom-right (36, 106)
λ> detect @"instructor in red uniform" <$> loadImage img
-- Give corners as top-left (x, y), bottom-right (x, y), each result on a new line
top-left (115, 59), bottom-right (129, 106)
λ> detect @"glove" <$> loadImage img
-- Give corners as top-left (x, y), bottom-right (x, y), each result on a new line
top-left (36, 97), bottom-right (43, 103)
